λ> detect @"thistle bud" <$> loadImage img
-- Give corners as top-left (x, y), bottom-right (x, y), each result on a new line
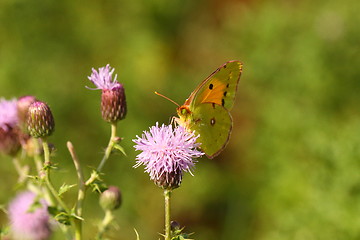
top-left (101, 84), bottom-right (127, 123)
top-left (99, 186), bottom-right (122, 211)
top-left (17, 96), bottom-right (37, 131)
top-left (155, 169), bottom-right (183, 190)
top-left (27, 101), bottom-right (55, 138)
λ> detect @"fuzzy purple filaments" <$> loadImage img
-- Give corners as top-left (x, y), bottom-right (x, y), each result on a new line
top-left (8, 191), bottom-right (51, 240)
top-left (87, 64), bottom-right (121, 90)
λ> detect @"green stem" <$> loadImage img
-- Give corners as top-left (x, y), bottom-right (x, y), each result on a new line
top-left (41, 139), bottom-right (72, 220)
top-left (34, 139), bottom-right (73, 239)
top-left (97, 122), bottom-right (117, 172)
top-left (12, 157), bottom-right (28, 183)
top-left (97, 210), bottom-right (114, 240)
top-left (164, 189), bottom-right (172, 240)
top-left (67, 141), bottom-right (85, 240)
top-left (33, 138), bottom-right (43, 173)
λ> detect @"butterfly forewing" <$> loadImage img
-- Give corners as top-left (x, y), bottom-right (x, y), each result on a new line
top-left (189, 61), bottom-right (242, 111)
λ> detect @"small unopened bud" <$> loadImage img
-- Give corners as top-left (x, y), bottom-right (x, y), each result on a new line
top-left (171, 221), bottom-right (181, 231)
top-left (27, 101), bottom-right (55, 138)
top-left (101, 84), bottom-right (127, 123)
top-left (17, 96), bottom-right (37, 131)
top-left (155, 169), bottom-right (183, 190)
top-left (99, 186), bottom-right (122, 211)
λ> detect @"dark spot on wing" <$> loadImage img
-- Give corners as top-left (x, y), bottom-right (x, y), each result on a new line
top-left (209, 83), bottom-right (214, 90)
top-left (210, 117), bottom-right (216, 126)
top-left (222, 99), bottom-right (225, 106)
top-left (226, 83), bottom-right (229, 88)
top-left (223, 91), bottom-right (227, 97)
top-left (212, 103), bottom-right (216, 109)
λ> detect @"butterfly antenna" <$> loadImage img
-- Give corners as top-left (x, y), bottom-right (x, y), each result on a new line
top-left (154, 91), bottom-right (180, 107)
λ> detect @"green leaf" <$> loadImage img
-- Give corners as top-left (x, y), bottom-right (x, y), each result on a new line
top-left (69, 208), bottom-right (84, 221)
top-left (48, 206), bottom-right (72, 225)
top-left (58, 183), bottom-right (76, 196)
top-left (0, 226), bottom-right (9, 236)
top-left (55, 212), bottom-right (72, 225)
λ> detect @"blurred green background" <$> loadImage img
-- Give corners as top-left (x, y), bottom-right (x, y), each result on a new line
top-left (1, 0), bottom-right (360, 239)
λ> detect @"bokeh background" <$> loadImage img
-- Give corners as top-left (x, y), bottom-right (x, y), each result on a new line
top-left (1, 0), bottom-right (360, 239)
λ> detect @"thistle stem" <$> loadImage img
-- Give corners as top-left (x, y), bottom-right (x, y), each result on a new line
top-left (12, 157), bottom-right (28, 183)
top-left (67, 141), bottom-right (85, 240)
top-left (164, 189), bottom-right (172, 240)
top-left (97, 122), bottom-right (117, 172)
top-left (41, 139), bottom-right (72, 226)
top-left (97, 210), bottom-right (114, 239)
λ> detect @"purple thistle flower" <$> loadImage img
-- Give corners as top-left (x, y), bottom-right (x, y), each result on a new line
top-left (133, 123), bottom-right (204, 189)
top-left (87, 64), bottom-right (120, 90)
top-left (0, 98), bottom-right (18, 131)
top-left (87, 64), bottom-right (127, 122)
top-left (8, 191), bottom-right (51, 240)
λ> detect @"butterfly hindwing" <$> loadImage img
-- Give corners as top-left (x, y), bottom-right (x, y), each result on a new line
top-left (190, 103), bottom-right (232, 159)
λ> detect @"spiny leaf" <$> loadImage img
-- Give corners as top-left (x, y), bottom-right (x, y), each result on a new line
top-left (113, 143), bottom-right (127, 156)
top-left (58, 183), bottom-right (76, 196)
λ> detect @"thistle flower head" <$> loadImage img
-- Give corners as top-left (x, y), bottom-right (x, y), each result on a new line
top-left (0, 98), bottom-right (18, 131)
top-left (133, 123), bottom-right (204, 189)
top-left (87, 64), bottom-right (127, 122)
top-left (27, 101), bottom-right (55, 138)
top-left (8, 191), bottom-right (51, 240)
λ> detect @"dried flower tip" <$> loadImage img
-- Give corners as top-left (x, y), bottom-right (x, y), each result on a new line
top-left (99, 186), bottom-right (122, 211)
top-left (8, 191), bottom-right (51, 240)
top-left (101, 84), bottom-right (127, 122)
top-left (0, 126), bottom-right (21, 156)
top-left (17, 96), bottom-right (37, 131)
top-left (171, 221), bottom-right (181, 231)
top-left (27, 101), bottom-right (55, 138)
top-left (133, 123), bottom-right (204, 190)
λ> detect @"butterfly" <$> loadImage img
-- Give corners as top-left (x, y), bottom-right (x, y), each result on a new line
top-left (176, 60), bottom-right (243, 159)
